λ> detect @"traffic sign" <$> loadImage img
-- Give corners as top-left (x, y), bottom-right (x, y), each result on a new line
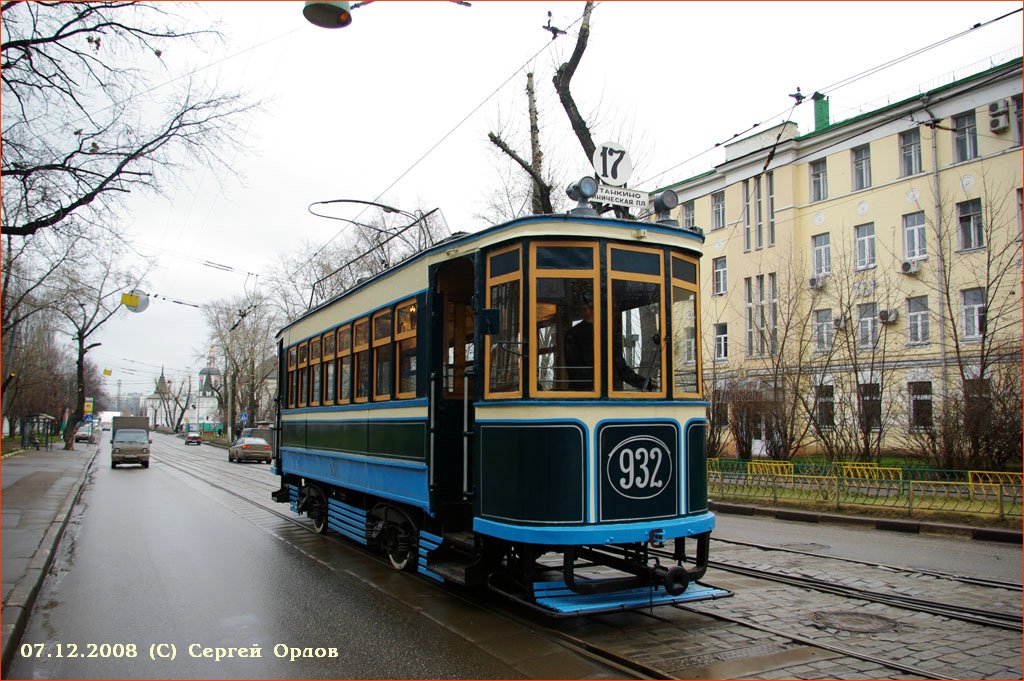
top-left (594, 183), bottom-right (649, 210)
top-left (240, 413), bottom-right (249, 423)
top-left (84, 414), bottom-right (93, 424)
top-left (592, 141), bottom-right (632, 187)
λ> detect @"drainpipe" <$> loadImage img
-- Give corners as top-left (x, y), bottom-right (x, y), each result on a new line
top-left (924, 105), bottom-right (951, 413)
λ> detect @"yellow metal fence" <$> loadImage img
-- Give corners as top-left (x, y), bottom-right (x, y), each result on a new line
top-left (708, 460), bottom-right (1023, 519)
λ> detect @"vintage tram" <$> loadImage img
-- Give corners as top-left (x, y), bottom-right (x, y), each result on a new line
top-left (272, 189), bottom-right (728, 615)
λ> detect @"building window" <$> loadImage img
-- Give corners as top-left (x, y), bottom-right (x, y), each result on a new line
top-left (961, 287), bottom-right (986, 339)
top-left (854, 223), bottom-right (875, 270)
top-left (907, 296), bottom-right (929, 345)
top-left (712, 191), bottom-right (725, 230)
top-left (903, 211), bottom-right (927, 260)
top-left (742, 179), bottom-right (751, 251)
top-left (767, 171), bottom-right (776, 247)
top-left (1013, 94), bottom-right (1023, 147)
top-left (857, 302), bottom-right (878, 349)
top-left (746, 274), bottom-right (776, 357)
top-left (858, 383), bottom-right (882, 431)
top-left (755, 175), bottom-right (764, 249)
top-left (714, 323), bottom-right (728, 360)
top-left (900, 128), bottom-right (922, 176)
top-left (682, 201), bottom-right (695, 230)
top-left (712, 257), bottom-right (727, 295)
top-left (712, 388), bottom-right (729, 427)
top-left (812, 233), bottom-right (831, 275)
top-left (958, 198), bottom-right (983, 250)
top-left (953, 111), bottom-right (978, 162)
top-left (744, 278), bottom-right (754, 357)
top-left (852, 145), bottom-right (871, 190)
top-left (810, 159), bottom-right (828, 202)
top-left (909, 381), bottom-right (933, 431)
top-left (816, 384), bottom-right (835, 429)
top-left (813, 308), bottom-right (833, 352)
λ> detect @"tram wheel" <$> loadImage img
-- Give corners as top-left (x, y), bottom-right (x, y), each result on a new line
top-left (383, 521), bottom-right (416, 571)
top-left (307, 487), bottom-right (329, 534)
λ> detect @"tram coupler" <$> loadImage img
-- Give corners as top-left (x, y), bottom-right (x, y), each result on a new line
top-left (271, 484), bottom-right (291, 503)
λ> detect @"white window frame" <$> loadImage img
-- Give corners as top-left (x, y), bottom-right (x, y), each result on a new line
top-left (953, 111), bottom-right (978, 162)
top-left (958, 199), bottom-right (983, 250)
top-left (908, 381), bottom-right (933, 432)
top-left (712, 257), bottom-right (727, 295)
top-left (755, 175), bottom-right (764, 249)
top-left (742, 179), bottom-right (751, 251)
top-left (812, 233), bottom-right (831, 275)
top-left (900, 128), bottom-right (922, 176)
top-left (854, 223), bottom-right (876, 270)
top-left (961, 288), bottom-right (986, 339)
top-left (682, 201), bottom-right (695, 230)
top-left (711, 191), bottom-right (725, 230)
top-left (714, 323), bottom-right (728, 360)
top-left (852, 145), bottom-right (871, 190)
top-left (767, 171), bottom-right (776, 247)
top-left (813, 308), bottom-right (833, 352)
top-left (857, 302), bottom-right (878, 349)
top-left (810, 159), bottom-right (828, 202)
top-left (903, 211), bottom-right (927, 260)
top-left (906, 295), bottom-right (929, 345)
top-left (744, 277), bottom-right (754, 357)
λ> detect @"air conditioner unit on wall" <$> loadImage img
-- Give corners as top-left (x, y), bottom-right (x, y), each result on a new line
top-left (989, 99), bottom-right (1011, 133)
top-left (834, 316), bottom-right (847, 330)
top-left (900, 260), bottom-right (920, 275)
top-left (808, 275), bottom-right (825, 289)
top-left (878, 309), bottom-right (899, 324)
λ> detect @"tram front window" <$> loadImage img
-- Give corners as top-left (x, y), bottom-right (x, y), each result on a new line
top-left (610, 280), bottom-right (662, 393)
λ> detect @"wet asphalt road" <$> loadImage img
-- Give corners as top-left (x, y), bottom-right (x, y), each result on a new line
top-left (8, 437), bottom-right (524, 680)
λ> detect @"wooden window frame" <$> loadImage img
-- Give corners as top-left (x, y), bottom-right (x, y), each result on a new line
top-left (353, 317), bottom-right (370, 404)
top-left (484, 244), bottom-right (524, 400)
top-left (287, 346), bottom-right (298, 408)
top-left (395, 298), bottom-right (418, 400)
top-left (372, 309), bottom-right (393, 402)
top-left (671, 252), bottom-right (702, 398)
top-left (297, 341), bottom-right (309, 408)
top-left (321, 330), bottom-right (336, 406)
top-left (530, 241), bottom-right (600, 399)
top-left (607, 243), bottom-right (666, 399)
top-left (336, 324), bottom-right (352, 405)
top-left (308, 336), bottom-right (322, 406)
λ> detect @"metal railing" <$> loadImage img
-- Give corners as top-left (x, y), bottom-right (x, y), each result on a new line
top-left (708, 459), bottom-right (1023, 520)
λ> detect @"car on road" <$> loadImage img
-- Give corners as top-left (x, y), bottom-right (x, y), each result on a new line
top-left (184, 432), bottom-right (202, 445)
top-left (228, 437), bottom-right (272, 464)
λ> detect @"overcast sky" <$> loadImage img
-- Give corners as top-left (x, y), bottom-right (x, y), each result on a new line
top-left (90, 0), bottom-right (1023, 398)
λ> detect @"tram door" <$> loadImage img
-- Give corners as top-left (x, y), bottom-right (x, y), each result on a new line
top-left (431, 258), bottom-right (476, 516)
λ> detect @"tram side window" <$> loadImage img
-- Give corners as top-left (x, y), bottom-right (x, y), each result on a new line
top-left (287, 346), bottom-right (298, 408)
top-left (531, 242), bottom-right (599, 397)
top-left (486, 245), bottom-right (522, 398)
top-left (322, 331), bottom-right (336, 404)
top-left (395, 299), bottom-right (417, 398)
top-left (309, 337), bottom-right (322, 406)
top-left (297, 342), bottom-right (309, 407)
top-left (353, 318), bottom-right (370, 402)
top-left (671, 255), bottom-right (701, 396)
top-left (373, 309), bottom-right (393, 401)
top-left (608, 245), bottom-right (665, 397)
top-left (337, 325), bottom-right (352, 404)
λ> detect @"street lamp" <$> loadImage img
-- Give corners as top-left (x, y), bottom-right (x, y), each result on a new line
top-left (302, 1), bottom-right (470, 29)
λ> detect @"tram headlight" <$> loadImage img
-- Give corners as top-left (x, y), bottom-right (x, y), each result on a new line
top-left (566, 176), bottom-right (599, 202)
top-left (303, 1), bottom-right (353, 28)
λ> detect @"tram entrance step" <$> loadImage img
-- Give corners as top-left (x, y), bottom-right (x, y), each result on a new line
top-left (428, 560), bottom-right (474, 585)
top-left (442, 530), bottom-right (476, 552)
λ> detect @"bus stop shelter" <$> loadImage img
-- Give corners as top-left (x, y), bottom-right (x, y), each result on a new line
top-left (20, 414), bottom-right (56, 450)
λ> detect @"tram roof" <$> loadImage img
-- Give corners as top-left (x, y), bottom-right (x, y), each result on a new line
top-left (279, 212), bottom-right (704, 336)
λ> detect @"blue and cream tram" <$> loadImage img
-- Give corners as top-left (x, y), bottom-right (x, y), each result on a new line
top-left (272, 190), bottom-right (728, 615)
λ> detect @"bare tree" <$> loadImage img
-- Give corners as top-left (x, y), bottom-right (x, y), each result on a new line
top-left (51, 246), bottom-right (140, 449)
top-left (488, 73), bottom-right (555, 216)
top-left (1, 1), bottom-right (258, 238)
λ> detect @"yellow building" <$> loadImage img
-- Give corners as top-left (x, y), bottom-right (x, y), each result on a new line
top-left (663, 58), bottom-right (1022, 467)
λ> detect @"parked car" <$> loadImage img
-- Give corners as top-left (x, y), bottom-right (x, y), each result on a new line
top-left (228, 437), bottom-right (272, 464)
top-left (184, 432), bottom-right (202, 445)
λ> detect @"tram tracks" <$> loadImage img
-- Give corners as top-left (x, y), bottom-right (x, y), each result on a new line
top-left (147, 442), bottom-right (1021, 679)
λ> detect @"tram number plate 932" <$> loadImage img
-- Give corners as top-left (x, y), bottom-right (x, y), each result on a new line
top-left (606, 435), bottom-right (673, 500)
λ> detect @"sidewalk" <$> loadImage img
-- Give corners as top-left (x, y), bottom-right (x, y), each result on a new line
top-left (1, 446), bottom-right (96, 676)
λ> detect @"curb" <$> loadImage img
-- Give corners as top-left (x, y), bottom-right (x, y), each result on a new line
top-left (710, 501), bottom-right (1022, 544)
top-left (1, 450), bottom-right (97, 677)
